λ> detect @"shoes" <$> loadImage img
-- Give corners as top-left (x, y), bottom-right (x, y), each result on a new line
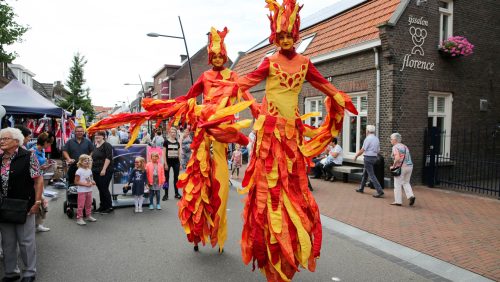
top-left (20, 277), bottom-right (36, 282)
top-left (36, 225), bottom-right (50, 232)
top-left (95, 207), bottom-right (104, 213)
top-left (390, 202), bottom-right (402, 206)
top-left (2, 275), bottom-right (20, 282)
top-left (156, 204), bottom-right (162, 210)
top-left (135, 208), bottom-right (139, 213)
top-left (373, 192), bottom-right (384, 198)
top-left (194, 245), bottom-right (199, 252)
top-left (76, 218), bottom-right (86, 225)
top-left (99, 208), bottom-right (113, 214)
top-left (162, 195), bottom-right (168, 201)
top-left (84, 216), bottom-right (97, 222)
top-left (355, 189), bottom-right (364, 193)
top-left (329, 176), bottom-right (336, 182)
top-left (409, 196), bottom-right (416, 206)
top-left (175, 194), bottom-right (181, 199)
top-left (138, 208), bottom-right (143, 213)
top-left (149, 204), bottom-right (154, 210)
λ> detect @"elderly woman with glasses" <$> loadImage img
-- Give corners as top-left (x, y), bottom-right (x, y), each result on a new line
top-left (0, 127), bottom-right (43, 282)
top-left (390, 133), bottom-right (416, 206)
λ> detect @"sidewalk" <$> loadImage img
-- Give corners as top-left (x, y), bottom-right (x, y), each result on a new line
top-left (310, 177), bottom-right (500, 281)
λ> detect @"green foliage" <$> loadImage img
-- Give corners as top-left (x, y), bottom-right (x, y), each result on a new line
top-left (58, 53), bottom-right (95, 121)
top-left (0, 0), bottom-right (29, 63)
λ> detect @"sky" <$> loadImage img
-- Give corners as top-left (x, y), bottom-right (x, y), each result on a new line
top-left (7, 0), bottom-right (340, 107)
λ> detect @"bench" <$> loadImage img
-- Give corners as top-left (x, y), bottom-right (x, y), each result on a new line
top-left (331, 166), bottom-right (363, 183)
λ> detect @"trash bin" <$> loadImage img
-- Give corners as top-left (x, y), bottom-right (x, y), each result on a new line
top-left (369, 154), bottom-right (385, 189)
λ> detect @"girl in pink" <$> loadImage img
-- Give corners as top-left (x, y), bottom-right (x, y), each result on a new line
top-left (146, 152), bottom-right (165, 210)
top-left (230, 144), bottom-right (243, 179)
top-left (74, 154), bottom-right (97, 225)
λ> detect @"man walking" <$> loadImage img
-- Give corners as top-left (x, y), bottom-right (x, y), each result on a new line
top-left (354, 125), bottom-right (384, 197)
top-left (62, 126), bottom-right (94, 185)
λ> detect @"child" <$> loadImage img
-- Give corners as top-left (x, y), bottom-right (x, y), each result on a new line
top-left (127, 157), bottom-right (148, 213)
top-left (74, 154), bottom-right (97, 225)
top-left (230, 144), bottom-right (243, 179)
top-left (146, 152), bottom-right (165, 210)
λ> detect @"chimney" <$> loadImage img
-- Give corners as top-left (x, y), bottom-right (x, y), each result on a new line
top-left (180, 55), bottom-right (188, 62)
top-left (53, 81), bottom-right (62, 87)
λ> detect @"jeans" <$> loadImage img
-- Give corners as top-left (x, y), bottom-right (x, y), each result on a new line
top-left (166, 159), bottom-right (180, 197)
top-left (77, 191), bottom-right (93, 219)
top-left (93, 169), bottom-right (113, 210)
top-left (149, 190), bottom-right (161, 205)
top-left (359, 156), bottom-right (383, 194)
top-left (0, 214), bottom-right (36, 278)
top-left (393, 166), bottom-right (414, 204)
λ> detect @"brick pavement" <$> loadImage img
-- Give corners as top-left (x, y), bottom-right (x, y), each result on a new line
top-left (310, 177), bottom-right (500, 281)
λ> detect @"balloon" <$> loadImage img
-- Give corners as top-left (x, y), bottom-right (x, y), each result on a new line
top-left (0, 105), bottom-right (6, 119)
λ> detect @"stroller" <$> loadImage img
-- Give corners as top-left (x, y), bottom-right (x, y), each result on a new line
top-left (62, 162), bottom-right (97, 219)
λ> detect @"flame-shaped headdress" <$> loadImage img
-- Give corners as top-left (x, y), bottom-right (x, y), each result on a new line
top-left (207, 27), bottom-right (229, 65)
top-left (265, 0), bottom-right (302, 45)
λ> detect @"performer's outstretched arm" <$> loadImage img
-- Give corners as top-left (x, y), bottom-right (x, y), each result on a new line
top-left (175, 75), bottom-right (205, 103)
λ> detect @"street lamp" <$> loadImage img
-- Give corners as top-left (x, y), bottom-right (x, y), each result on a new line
top-left (147, 16), bottom-right (194, 85)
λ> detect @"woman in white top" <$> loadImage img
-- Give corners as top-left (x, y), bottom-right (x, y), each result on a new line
top-left (106, 128), bottom-right (120, 145)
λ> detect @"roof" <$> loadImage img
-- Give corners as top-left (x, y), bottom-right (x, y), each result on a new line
top-left (152, 64), bottom-right (181, 78)
top-left (233, 0), bottom-right (400, 75)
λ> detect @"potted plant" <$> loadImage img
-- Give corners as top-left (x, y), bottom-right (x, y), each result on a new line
top-left (439, 36), bottom-right (474, 58)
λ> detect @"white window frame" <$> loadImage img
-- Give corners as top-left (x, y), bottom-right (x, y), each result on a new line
top-left (304, 97), bottom-right (323, 127)
top-left (257, 49), bottom-right (276, 67)
top-left (342, 92), bottom-right (368, 160)
top-left (296, 34), bottom-right (315, 54)
top-left (428, 91), bottom-right (453, 157)
top-left (439, 0), bottom-right (454, 43)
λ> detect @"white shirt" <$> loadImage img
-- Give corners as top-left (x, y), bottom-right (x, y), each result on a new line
top-left (75, 168), bottom-right (94, 193)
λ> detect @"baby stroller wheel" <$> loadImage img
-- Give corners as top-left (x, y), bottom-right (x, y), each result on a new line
top-left (66, 207), bottom-right (74, 219)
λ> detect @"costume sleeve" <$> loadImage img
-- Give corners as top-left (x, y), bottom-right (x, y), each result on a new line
top-left (302, 60), bottom-right (359, 157)
top-left (237, 58), bottom-right (270, 92)
top-left (175, 75), bottom-right (205, 103)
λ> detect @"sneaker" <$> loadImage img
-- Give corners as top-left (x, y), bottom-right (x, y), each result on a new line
top-left (409, 196), bottom-right (416, 206)
top-left (162, 195), bottom-right (168, 201)
top-left (135, 208), bottom-right (139, 213)
top-left (156, 204), bottom-right (162, 210)
top-left (149, 204), bottom-right (154, 210)
top-left (175, 194), bottom-right (181, 199)
top-left (138, 208), bottom-right (143, 213)
top-left (36, 225), bottom-right (51, 232)
top-left (99, 208), bottom-right (113, 214)
top-left (85, 216), bottom-right (97, 222)
top-left (76, 218), bottom-right (86, 225)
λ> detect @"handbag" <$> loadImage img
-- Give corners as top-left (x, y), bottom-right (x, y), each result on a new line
top-left (0, 197), bottom-right (29, 224)
top-left (390, 146), bottom-right (407, 177)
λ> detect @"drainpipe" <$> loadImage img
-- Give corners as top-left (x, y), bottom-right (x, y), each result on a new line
top-left (374, 47), bottom-right (381, 137)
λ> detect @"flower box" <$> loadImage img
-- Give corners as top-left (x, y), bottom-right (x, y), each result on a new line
top-left (439, 36), bottom-right (474, 58)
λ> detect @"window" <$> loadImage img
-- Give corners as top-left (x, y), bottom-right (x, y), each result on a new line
top-left (439, 0), bottom-right (453, 43)
top-left (428, 92), bottom-right (453, 157)
top-left (296, 34), bottom-right (315, 54)
top-left (304, 97), bottom-right (323, 127)
top-left (342, 93), bottom-right (368, 158)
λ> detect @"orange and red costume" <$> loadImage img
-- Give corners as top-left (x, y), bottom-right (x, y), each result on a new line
top-left (237, 1), bottom-right (358, 281)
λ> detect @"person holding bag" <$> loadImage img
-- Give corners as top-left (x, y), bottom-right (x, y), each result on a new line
top-left (390, 133), bottom-right (416, 206)
top-left (0, 127), bottom-right (43, 282)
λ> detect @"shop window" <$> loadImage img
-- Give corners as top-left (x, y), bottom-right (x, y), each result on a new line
top-left (439, 0), bottom-right (453, 43)
top-left (296, 34), bottom-right (315, 54)
top-left (342, 93), bottom-right (368, 159)
top-left (428, 92), bottom-right (453, 157)
top-left (304, 97), bottom-right (323, 127)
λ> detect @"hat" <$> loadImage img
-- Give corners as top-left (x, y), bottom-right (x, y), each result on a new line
top-left (265, 0), bottom-right (302, 45)
top-left (207, 27), bottom-right (229, 65)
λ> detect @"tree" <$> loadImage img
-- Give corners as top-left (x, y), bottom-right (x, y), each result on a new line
top-left (0, 0), bottom-right (29, 63)
top-left (58, 53), bottom-right (95, 121)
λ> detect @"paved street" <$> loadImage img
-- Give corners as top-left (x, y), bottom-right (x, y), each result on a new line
top-left (3, 185), bottom-right (435, 282)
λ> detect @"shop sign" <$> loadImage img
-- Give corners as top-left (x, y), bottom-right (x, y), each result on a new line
top-left (400, 15), bottom-right (435, 72)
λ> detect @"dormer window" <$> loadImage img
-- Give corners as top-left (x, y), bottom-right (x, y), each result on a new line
top-left (296, 34), bottom-right (315, 54)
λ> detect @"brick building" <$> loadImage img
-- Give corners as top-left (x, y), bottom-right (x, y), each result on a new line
top-left (232, 0), bottom-right (500, 184)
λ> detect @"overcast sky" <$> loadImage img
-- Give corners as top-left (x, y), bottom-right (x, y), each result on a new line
top-left (7, 0), bottom-right (340, 107)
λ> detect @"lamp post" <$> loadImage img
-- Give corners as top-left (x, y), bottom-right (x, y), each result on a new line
top-left (147, 16), bottom-right (194, 85)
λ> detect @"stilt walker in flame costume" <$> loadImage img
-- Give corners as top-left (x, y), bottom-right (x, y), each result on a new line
top-left (236, 1), bottom-right (358, 281)
top-left (176, 27), bottom-right (259, 252)
top-left (88, 28), bottom-right (258, 252)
